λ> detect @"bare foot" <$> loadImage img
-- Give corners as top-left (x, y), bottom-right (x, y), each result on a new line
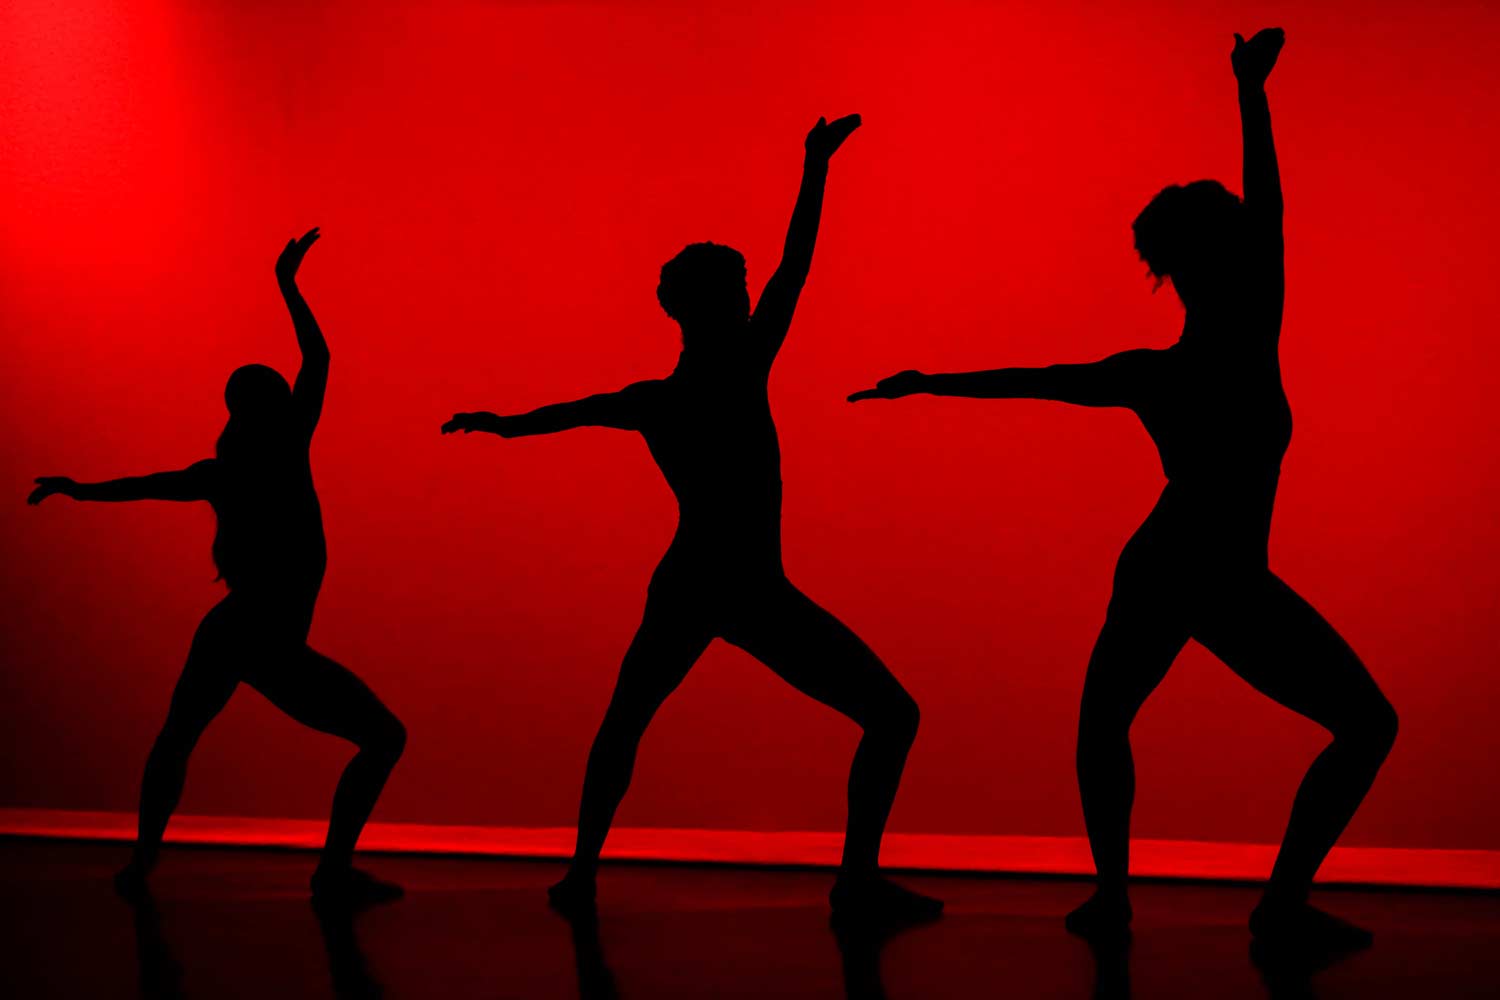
top-left (113, 859), bottom-right (153, 902)
top-left (1065, 889), bottom-right (1132, 943)
top-left (1250, 897), bottom-right (1372, 962)
top-left (548, 868), bottom-right (598, 915)
top-left (829, 873), bottom-right (943, 927)
top-left (310, 865), bottom-right (404, 910)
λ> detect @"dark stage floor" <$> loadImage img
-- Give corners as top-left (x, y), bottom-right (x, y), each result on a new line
top-left (3, 841), bottom-right (1498, 999)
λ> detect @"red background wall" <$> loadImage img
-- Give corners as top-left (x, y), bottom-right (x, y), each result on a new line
top-left (3, 0), bottom-right (1497, 852)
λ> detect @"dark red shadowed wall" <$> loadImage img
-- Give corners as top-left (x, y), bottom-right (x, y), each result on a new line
top-left (3, 0), bottom-right (1498, 856)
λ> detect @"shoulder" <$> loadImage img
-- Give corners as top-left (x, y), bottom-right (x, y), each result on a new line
top-left (185, 458), bottom-right (222, 496)
top-left (620, 379), bottom-right (668, 406)
top-left (1108, 347), bottom-right (1162, 365)
top-left (611, 379), bottom-right (669, 427)
top-left (1098, 347), bottom-right (1163, 379)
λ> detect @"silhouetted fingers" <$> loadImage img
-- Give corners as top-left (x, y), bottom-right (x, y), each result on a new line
top-left (828, 113), bottom-right (862, 137)
top-left (441, 414), bottom-right (476, 435)
top-left (822, 114), bottom-right (861, 152)
top-left (847, 388), bottom-right (885, 403)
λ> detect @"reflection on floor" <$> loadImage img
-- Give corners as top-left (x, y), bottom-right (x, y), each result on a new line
top-left (3, 840), bottom-right (1498, 999)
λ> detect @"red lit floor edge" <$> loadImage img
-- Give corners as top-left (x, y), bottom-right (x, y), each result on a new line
top-left (3, 807), bottom-right (1496, 889)
top-left (5, 839), bottom-right (1500, 1000)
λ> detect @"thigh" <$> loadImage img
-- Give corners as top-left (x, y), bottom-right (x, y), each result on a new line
top-left (1079, 587), bottom-right (1191, 727)
top-left (1191, 573), bottom-right (1388, 732)
top-left (604, 580), bottom-right (715, 723)
top-left (244, 647), bottom-right (398, 746)
top-left (160, 600), bottom-right (244, 739)
top-left (720, 581), bottom-right (909, 725)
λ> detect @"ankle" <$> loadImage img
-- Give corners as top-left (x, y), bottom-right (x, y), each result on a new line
top-left (1259, 883), bottom-right (1310, 910)
top-left (836, 862), bottom-right (880, 884)
top-left (314, 858), bottom-right (354, 880)
top-left (1093, 880), bottom-right (1129, 903)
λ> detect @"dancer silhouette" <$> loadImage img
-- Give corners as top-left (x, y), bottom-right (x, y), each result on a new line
top-left (444, 115), bottom-right (940, 923)
top-left (30, 229), bottom-right (406, 907)
top-left (851, 30), bottom-right (1395, 952)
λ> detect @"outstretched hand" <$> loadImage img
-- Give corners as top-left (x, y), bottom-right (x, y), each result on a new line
top-left (848, 370), bottom-right (928, 402)
top-left (805, 114), bottom-right (861, 163)
top-left (441, 412), bottom-right (502, 435)
top-left (1232, 28), bottom-right (1284, 87)
top-left (276, 227), bottom-right (321, 285)
top-left (28, 476), bottom-right (76, 505)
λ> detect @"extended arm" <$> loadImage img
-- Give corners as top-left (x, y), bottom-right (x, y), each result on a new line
top-left (29, 461), bottom-right (214, 505)
top-left (276, 228), bottom-right (329, 436)
top-left (849, 350), bottom-right (1153, 409)
top-left (1232, 28), bottom-right (1286, 323)
top-left (751, 114), bottom-right (861, 358)
top-left (442, 383), bottom-right (653, 438)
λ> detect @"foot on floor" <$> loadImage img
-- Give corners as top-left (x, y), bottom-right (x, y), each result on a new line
top-left (1250, 897), bottom-right (1373, 968)
top-left (1065, 889), bottom-right (1133, 944)
top-left (310, 866), bottom-right (405, 910)
top-left (829, 874), bottom-right (944, 928)
top-left (548, 869), bottom-right (598, 915)
top-left (113, 860), bottom-right (153, 903)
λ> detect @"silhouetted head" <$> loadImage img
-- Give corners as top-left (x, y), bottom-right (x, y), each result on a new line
top-left (1133, 181), bottom-right (1246, 310)
top-left (219, 364), bottom-right (293, 462)
top-left (657, 243), bottom-right (751, 342)
top-left (225, 363), bottom-right (292, 419)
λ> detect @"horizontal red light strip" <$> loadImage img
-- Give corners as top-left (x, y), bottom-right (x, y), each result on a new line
top-left (3, 808), bottom-right (1496, 890)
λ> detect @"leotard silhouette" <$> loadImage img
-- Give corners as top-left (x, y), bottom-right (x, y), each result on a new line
top-left (445, 116), bottom-right (941, 924)
top-left (30, 230), bottom-right (406, 907)
top-left (851, 30), bottom-right (1396, 953)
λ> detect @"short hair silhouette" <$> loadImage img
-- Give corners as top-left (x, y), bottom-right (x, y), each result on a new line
top-left (1132, 180), bottom-right (1245, 293)
top-left (656, 242), bottom-right (749, 326)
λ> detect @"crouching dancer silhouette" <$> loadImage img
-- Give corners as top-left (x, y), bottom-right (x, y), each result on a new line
top-left (851, 30), bottom-right (1395, 952)
top-left (444, 115), bottom-right (940, 923)
top-left (30, 230), bottom-right (406, 907)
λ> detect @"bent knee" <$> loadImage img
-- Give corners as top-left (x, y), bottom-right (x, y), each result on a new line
top-left (1333, 696), bottom-right (1398, 756)
top-left (1363, 698), bottom-right (1399, 754)
top-left (865, 688), bottom-right (920, 742)
top-left (359, 713), bottom-right (407, 761)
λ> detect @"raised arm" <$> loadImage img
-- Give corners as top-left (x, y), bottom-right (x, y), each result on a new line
top-left (275, 228), bottom-right (329, 437)
top-left (442, 382), bottom-right (656, 439)
top-left (1232, 28), bottom-right (1285, 311)
top-left (849, 350), bottom-right (1155, 409)
top-left (29, 460), bottom-right (215, 505)
top-left (751, 114), bottom-right (861, 358)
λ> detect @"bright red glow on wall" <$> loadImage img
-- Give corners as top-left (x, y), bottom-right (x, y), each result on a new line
top-left (3, 0), bottom-right (1498, 853)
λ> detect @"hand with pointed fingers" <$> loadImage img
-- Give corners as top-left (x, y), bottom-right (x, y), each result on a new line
top-left (276, 227), bottom-right (321, 286)
top-left (1232, 28), bottom-right (1284, 87)
top-left (848, 370), bottom-right (928, 402)
top-left (28, 476), bottom-right (77, 505)
top-left (805, 114), bottom-right (862, 163)
top-left (442, 412), bottom-right (504, 435)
